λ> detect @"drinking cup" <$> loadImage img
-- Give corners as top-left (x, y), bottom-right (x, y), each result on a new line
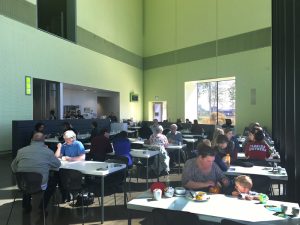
top-left (153, 189), bottom-right (162, 200)
top-left (281, 204), bottom-right (288, 214)
top-left (292, 207), bottom-right (299, 216)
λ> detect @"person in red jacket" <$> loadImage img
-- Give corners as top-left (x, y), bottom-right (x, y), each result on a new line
top-left (245, 130), bottom-right (271, 160)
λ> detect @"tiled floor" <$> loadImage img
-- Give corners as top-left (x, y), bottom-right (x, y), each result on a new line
top-left (0, 154), bottom-right (182, 225)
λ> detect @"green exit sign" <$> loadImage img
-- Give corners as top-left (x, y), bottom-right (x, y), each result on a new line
top-left (25, 76), bottom-right (31, 95)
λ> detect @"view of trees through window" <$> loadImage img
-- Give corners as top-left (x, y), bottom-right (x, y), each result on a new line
top-left (197, 79), bottom-right (235, 125)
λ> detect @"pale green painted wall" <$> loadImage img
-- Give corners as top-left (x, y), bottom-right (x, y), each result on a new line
top-left (77, 0), bottom-right (143, 56)
top-left (0, 11), bottom-right (143, 152)
top-left (144, 47), bottom-right (271, 134)
top-left (143, 0), bottom-right (272, 134)
top-left (144, 0), bottom-right (271, 56)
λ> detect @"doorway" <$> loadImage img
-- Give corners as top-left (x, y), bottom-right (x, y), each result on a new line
top-left (149, 101), bottom-right (167, 122)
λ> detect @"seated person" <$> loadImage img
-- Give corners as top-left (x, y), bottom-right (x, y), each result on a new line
top-left (190, 120), bottom-right (204, 134)
top-left (150, 119), bottom-right (160, 134)
top-left (232, 175), bottom-right (259, 200)
top-left (55, 130), bottom-right (85, 161)
top-left (176, 118), bottom-right (184, 131)
top-left (30, 122), bottom-right (46, 143)
top-left (90, 128), bottom-right (113, 162)
top-left (211, 128), bottom-right (225, 147)
top-left (166, 124), bottom-right (184, 166)
top-left (76, 109), bottom-right (84, 119)
top-left (90, 121), bottom-right (99, 141)
top-left (212, 135), bottom-right (230, 171)
top-left (166, 124), bottom-right (183, 145)
top-left (245, 130), bottom-right (271, 160)
top-left (138, 121), bottom-right (153, 139)
top-left (242, 128), bottom-right (257, 150)
top-left (112, 131), bottom-right (132, 167)
top-left (145, 125), bottom-right (170, 175)
top-left (224, 128), bottom-right (239, 159)
top-left (11, 132), bottom-right (61, 212)
top-left (182, 144), bottom-right (229, 192)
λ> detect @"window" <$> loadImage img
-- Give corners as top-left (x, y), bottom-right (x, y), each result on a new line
top-left (197, 79), bottom-right (235, 125)
top-left (185, 78), bottom-right (235, 125)
top-left (37, 0), bottom-right (76, 42)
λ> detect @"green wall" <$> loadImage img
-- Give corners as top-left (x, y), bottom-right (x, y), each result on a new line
top-left (0, 0), bottom-right (143, 152)
top-left (143, 0), bottom-right (272, 134)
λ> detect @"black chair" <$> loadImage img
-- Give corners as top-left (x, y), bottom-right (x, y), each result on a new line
top-left (86, 155), bottom-right (128, 206)
top-left (152, 208), bottom-right (204, 225)
top-left (221, 219), bottom-right (248, 225)
top-left (250, 174), bottom-right (272, 195)
top-left (6, 172), bottom-right (45, 225)
top-left (59, 168), bottom-right (86, 225)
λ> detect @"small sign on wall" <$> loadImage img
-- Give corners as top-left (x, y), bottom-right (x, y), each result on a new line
top-left (25, 76), bottom-right (31, 95)
top-left (250, 88), bottom-right (256, 105)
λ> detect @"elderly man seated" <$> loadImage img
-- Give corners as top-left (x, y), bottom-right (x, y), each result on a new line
top-left (55, 130), bottom-right (85, 161)
top-left (166, 124), bottom-right (183, 145)
top-left (11, 132), bottom-right (61, 213)
top-left (182, 144), bottom-right (230, 192)
top-left (55, 130), bottom-right (85, 202)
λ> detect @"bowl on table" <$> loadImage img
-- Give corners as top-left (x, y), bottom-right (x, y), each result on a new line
top-left (175, 187), bottom-right (186, 195)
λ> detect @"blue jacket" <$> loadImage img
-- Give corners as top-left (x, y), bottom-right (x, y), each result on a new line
top-left (112, 137), bottom-right (133, 166)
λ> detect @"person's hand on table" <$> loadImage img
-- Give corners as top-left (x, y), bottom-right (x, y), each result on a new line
top-left (205, 180), bottom-right (216, 188)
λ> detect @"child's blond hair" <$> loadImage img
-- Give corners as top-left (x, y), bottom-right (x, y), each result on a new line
top-left (235, 175), bottom-right (253, 189)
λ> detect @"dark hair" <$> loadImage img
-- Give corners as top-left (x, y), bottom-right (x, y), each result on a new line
top-left (249, 128), bottom-right (258, 135)
top-left (193, 119), bottom-right (198, 124)
top-left (91, 121), bottom-right (98, 128)
top-left (63, 122), bottom-right (72, 129)
top-left (118, 131), bottom-right (128, 138)
top-left (196, 144), bottom-right (216, 157)
top-left (216, 134), bottom-right (229, 144)
top-left (34, 122), bottom-right (45, 131)
top-left (223, 127), bottom-right (233, 134)
top-left (99, 128), bottom-right (109, 136)
top-left (254, 130), bottom-right (265, 142)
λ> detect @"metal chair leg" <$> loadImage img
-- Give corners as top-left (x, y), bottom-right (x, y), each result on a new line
top-left (6, 192), bottom-right (17, 225)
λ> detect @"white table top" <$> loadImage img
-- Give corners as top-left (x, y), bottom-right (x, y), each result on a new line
top-left (183, 138), bottom-right (198, 143)
top-left (77, 134), bottom-right (91, 139)
top-left (225, 165), bottom-right (288, 181)
top-left (129, 138), bottom-right (145, 145)
top-left (128, 126), bottom-right (141, 130)
top-left (237, 152), bottom-right (281, 163)
top-left (128, 192), bottom-right (299, 223)
top-left (130, 149), bottom-right (160, 158)
top-left (59, 160), bottom-right (126, 176)
top-left (165, 144), bottom-right (187, 150)
top-left (45, 137), bottom-right (60, 143)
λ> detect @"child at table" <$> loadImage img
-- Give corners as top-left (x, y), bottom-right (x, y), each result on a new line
top-left (232, 175), bottom-right (259, 200)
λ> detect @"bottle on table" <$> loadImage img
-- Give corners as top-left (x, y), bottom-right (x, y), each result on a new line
top-left (224, 154), bottom-right (231, 167)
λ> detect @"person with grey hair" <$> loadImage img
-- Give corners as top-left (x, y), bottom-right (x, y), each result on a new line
top-left (166, 124), bottom-right (183, 144)
top-left (55, 130), bottom-right (85, 161)
top-left (11, 132), bottom-right (61, 213)
top-left (146, 125), bottom-right (170, 174)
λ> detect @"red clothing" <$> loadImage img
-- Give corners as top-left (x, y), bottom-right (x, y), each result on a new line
top-left (90, 135), bottom-right (113, 161)
top-left (245, 141), bottom-right (271, 160)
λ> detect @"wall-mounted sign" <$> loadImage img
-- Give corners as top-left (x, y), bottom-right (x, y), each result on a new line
top-left (25, 76), bottom-right (31, 95)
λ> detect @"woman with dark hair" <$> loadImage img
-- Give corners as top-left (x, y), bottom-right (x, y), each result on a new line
top-left (30, 122), bottom-right (46, 143)
top-left (90, 121), bottom-right (99, 141)
top-left (112, 131), bottom-right (132, 166)
top-left (138, 122), bottom-right (153, 139)
top-left (244, 130), bottom-right (271, 160)
top-left (90, 128), bottom-right (113, 161)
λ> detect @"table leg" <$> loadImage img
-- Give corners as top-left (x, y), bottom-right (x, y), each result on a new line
top-left (146, 158), bottom-right (149, 189)
top-left (157, 154), bottom-right (160, 182)
top-left (178, 149), bottom-right (181, 174)
top-left (124, 169), bottom-right (127, 206)
top-left (101, 176), bottom-right (104, 224)
top-left (128, 210), bottom-right (132, 225)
